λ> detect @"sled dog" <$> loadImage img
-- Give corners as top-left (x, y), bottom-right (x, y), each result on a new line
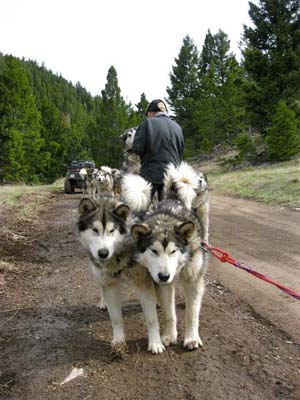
top-left (96, 167), bottom-right (114, 197)
top-left (131, 199), bottom-right (208, 349)
top-left (77, 195), bottom-right (164, 354)
top-left (81, 167), bottom-right (98, 198)
top-left (163, 162), bottom-right (209, 242)
top-left (120, 127), bottom-right (140, 174)
top-left (111, 168), bottom-right (123, 197)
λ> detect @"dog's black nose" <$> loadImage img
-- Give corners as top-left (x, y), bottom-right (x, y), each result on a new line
top-left (158, 272), bottom-right (170, 282)
top-left (98, 248), bottom-right (109, 259)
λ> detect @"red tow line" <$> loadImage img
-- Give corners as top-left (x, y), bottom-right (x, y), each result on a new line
top-left (201, 242), bottom-right (300, 301)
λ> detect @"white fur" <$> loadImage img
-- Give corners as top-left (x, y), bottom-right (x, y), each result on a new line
top-left (136, 240), bottom-right (188, 284)
top-left (121, 174), bottom-right (152, 212)
top-left (79, 167), bottom-right (87, 180)
top-left (182, 275), bottom-right (205, 349)
top-left (164, 162), bottom-right (199, 210)
top-left (134, 286), bottom-right (165, 353)
top-left (156, 285), bottom-right (177, 346)
top-left (79, 221), bottom-right (123, 261)
top-left (101, 284), bottom-right (125, 345)
top-left (100, 165), bottom-right (112, 174)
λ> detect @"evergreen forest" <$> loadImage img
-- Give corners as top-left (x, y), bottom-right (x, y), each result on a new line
top-left (1, 0), bottom-right (300, 183)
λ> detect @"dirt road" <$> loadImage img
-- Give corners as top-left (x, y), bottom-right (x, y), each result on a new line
top-left (1, 191), bottom-right (300, 400)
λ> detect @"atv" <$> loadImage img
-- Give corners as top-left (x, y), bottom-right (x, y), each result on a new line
top-left (64, 160), bottom-right (95, 194)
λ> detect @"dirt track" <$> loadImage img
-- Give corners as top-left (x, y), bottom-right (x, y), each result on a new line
top-left (1, 191), bottom-right (300, 400)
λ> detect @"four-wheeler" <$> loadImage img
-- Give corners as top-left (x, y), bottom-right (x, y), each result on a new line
top-left (64, 160), bottom-right (95, 194)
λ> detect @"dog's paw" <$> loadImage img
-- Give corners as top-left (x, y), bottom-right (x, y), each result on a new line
top-left (183, 335), bottom-right (203, 350)
top-left (112, 337), bottom-right (126, 346)
top-left (148, 341), bottom-right (165, 354)
top-left (97, 300), bottom-right (107, 310)
top-left (162, 331), bottom-right (178, 347)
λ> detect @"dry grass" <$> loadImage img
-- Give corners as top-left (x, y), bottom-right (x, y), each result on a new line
top-left (207, 158), bottom-right (300, 208)
top-left (0, 179), bottom-right (63, 206)
top-left (0, 179), bottom-right (64, 220)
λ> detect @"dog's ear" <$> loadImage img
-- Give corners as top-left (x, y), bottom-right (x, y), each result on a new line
top-left (175, 221), bottom-right (195, 241)
top-left (131, 224), bottom-right (152, 241)
top-left (79, 198), bottom-right (97, 216)
top-left (114, 203), bottom-right (130, 221)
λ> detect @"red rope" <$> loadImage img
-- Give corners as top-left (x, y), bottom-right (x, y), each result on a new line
top-left (201, 242), bottom-right (300, 301)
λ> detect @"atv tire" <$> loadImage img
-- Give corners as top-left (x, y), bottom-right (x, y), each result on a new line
top-left (64, 179), bottom-right (74, 194)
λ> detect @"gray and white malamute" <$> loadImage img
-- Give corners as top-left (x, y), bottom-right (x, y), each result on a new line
top-left (122, 162), bottom-right (209, 241)
top-left (131, 199), bottom-right (208, 350)
top-left (80, 167), bottom-right (98, 198)
top-left (163, 162), bottom-right (209, 242)
top-left (120, 127), bottom-right (140, 174)
top-left (95, 166), bottom-right (114, 197)
top-left (77, 195), bottom-right (164, 354)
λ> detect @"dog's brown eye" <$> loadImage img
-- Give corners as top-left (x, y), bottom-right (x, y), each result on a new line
top-left (92, 228), bottom-right (98, 234)
top-left (109, 228), bottom-right (115, 233)
top-left (171, 249), bottom-right (177, 254)
top-left (151, 249), bottom-right (158, 255)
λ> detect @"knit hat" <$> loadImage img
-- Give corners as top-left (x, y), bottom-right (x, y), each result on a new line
top-left (146, 99), bottom-right (168, 114)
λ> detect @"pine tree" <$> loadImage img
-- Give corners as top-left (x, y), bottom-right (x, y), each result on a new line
top-left (26, 60), bottom-right (93, 181)
top-left (167, 35), bottom-right (200, 149)
top-left (0, 55), bottom-right (43, 182)
top-left (135, 92), bottom-right (149, 119)
top-left (195, 30), bottom-right (246, 149)
top-left (242, 0), bottom-right (300, 131)
top-left (266, 100), bottom-right (300, 161)
top-left (95, 66), bottom-right (130, 167)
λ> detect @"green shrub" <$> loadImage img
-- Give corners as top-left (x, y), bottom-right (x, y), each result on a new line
top-left (234, 132), bottom-right (256, 162)
top-left (266, 100), bottom-right (300, 162)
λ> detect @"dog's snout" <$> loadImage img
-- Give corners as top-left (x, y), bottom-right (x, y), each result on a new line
top-left (158, 272), bottom-right (170, 282)
top-left (98, 248), bottom-right (109, 259)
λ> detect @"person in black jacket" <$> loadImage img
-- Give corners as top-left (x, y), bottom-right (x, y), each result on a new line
top-left (133, 99), bottom-right (184, 201)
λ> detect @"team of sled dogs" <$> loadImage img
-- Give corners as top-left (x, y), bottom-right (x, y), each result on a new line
top-left (79, 127), bottom-right (139, 198)
top-left (77, 127), bottom-right (210, 354)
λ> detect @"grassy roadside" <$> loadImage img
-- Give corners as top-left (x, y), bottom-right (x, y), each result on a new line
top-left (1, 158), bottom-right (300, 211)
top-left (0, 179), bottom-right (64, 219)
top-left (204, 158), bottom-right (300, 208)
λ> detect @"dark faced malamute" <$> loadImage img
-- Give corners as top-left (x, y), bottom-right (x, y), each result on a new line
top-left (131, 199), bottom-right (208, 350)
top-left (80, 167), bottom-right (98, 198)
top-left (77, 195), bottom-right (164, 354)
top-left (119, 127), bottom-right (140, 174)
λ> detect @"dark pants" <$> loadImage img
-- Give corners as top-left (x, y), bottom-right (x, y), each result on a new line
top-left (151, 183), bottom-right (164, 201)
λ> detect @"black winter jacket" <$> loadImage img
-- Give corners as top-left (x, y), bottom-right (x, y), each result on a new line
top-left (133, 114), bottom-right (184, 184)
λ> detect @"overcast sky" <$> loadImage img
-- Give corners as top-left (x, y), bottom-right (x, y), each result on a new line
top-left (1, 0), bottom-right (254, 106)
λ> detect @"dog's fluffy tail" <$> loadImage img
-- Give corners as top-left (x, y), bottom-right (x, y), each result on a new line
top-left (163, 162), bottom-right (199, 210)
top-left (121, 174), bottom-right (152, 212)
